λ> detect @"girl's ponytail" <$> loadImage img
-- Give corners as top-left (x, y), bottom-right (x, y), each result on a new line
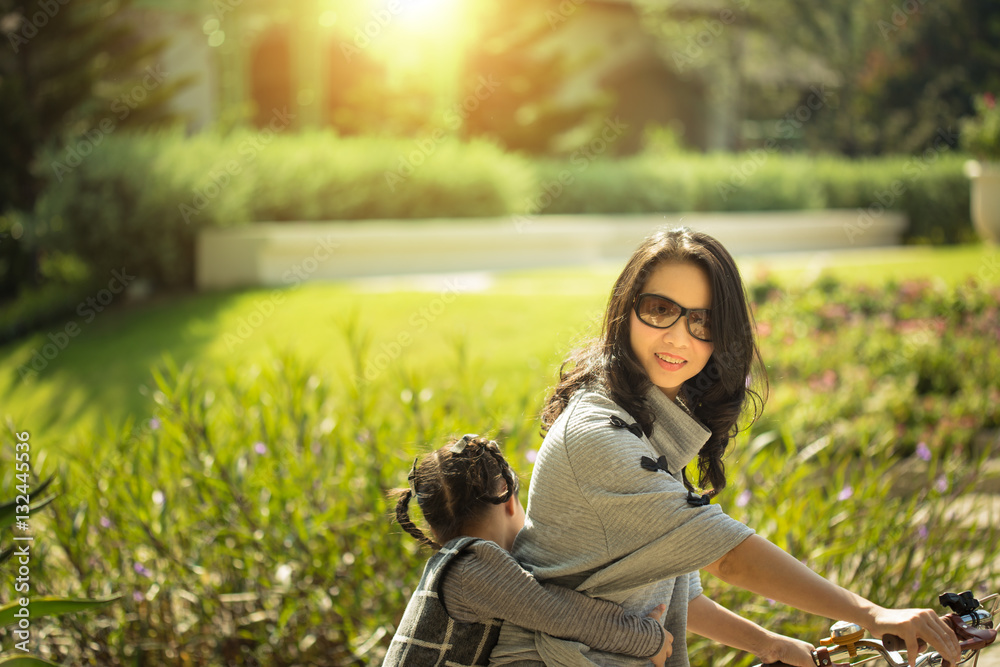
top-left (393, 488), bottom-right (440, 549)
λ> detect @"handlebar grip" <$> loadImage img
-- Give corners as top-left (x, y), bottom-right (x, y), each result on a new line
top-left (883, 634), bottom-right (930, 653)
top-left (883, 634), bottom-right (905, 652)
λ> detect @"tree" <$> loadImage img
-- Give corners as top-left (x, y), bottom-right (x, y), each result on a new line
top-left (637, 0), bottom-right (1000, 155)
top-left (454, 0), bottom-right (615, 155)
top-left (0, 0), bottom-right (190, 299)
top-left (855, 0), bottom-right (1000, 154)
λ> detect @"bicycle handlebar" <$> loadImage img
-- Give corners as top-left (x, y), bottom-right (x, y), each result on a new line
top-left (753, 591), bottom-right (996, 667)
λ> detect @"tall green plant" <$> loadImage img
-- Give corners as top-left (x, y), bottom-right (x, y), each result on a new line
top-left (0, 474), bottom-right (120, 665)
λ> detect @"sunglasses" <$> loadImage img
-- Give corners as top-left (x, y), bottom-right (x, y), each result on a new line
top-left (633, 293), bottom-right (712, 342)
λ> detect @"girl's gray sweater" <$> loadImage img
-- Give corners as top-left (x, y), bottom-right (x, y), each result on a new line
top-left (488, 387), bottom-right (755, 667)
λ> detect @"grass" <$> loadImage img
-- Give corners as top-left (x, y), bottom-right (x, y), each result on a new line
top-left (1, 243), bottom-right (998, 665)
top-left (1, 245), bottom-right (997, 460)
top-left (738, 244), bottom-right (999, 285)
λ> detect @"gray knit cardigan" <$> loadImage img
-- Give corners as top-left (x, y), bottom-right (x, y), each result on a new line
top-left (488, 387), bottom-right (755, 667)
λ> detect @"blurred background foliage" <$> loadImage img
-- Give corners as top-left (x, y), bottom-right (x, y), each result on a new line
top-left (638, 0), bottom-right (1000, 155)
top-left (1, 0), bottom-right (998, 316)
top-left (1, 0), bottom-right (1000, 664)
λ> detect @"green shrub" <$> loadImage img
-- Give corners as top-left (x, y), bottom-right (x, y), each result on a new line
top-left (250, 132), bottom-right (535, 222)
top-left (32, 130), bottom-right (254, 290)
top-left (531, 157), bottom-right (698, 214)
top-left (28, 131), bottom-right (536, 292)
top-left (21, 134), bottom-right (975, 332)
top-left (539, 151), bottom-right (972, 241)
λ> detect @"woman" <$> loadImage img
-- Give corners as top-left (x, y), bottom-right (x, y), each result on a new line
top-left (488, 228), bottom-right (959, 667)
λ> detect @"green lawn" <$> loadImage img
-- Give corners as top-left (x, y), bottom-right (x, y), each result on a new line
top-left (2, 244), bottom-right (997, 458)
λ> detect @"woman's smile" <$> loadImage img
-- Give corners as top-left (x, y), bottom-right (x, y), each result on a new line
top-left (630, 261), bottom-right (715, 400)
top-left (655, 352), bottom-right (688, 370)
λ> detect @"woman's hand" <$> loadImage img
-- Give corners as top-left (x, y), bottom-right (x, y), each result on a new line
top-left (756, 633), bottom-right (815, 667)
top-left (645, 604), bottom-right (673, 667)
top-left (866, 606), bottom-right (960, 667)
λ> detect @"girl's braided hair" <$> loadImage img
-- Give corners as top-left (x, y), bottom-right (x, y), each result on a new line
top-left (390, 434), bottom-right (519, 550)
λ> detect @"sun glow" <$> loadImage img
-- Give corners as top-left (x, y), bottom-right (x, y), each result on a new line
top-left (394, 0), bottom-right (464, 34)
top-left (359, 0), bottom-right (475, 95)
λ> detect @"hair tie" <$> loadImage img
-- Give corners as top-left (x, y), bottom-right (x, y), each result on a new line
top-left (450, 434), bottom-right (478, 454)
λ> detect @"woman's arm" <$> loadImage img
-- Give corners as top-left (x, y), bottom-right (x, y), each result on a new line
top-left (442, 542), bottom-right (668, 660)
top-left (702, 534), bottom-right (960, 667)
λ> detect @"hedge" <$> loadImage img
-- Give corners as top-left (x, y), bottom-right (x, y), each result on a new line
top-left (24, 131), bottom-right (975, 296)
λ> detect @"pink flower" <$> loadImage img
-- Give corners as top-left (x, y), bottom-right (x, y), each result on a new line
top-left (736, 490), bottom-right (751, 507)
top-left (526, 449), bottom-right (538, 464)
top-left (253, 441), bottom-right (267, 455)
top-left (915, 442), bottom-right (931, 462)
top-left (837, 485), bottom-right (853, 501)
top-left (934, 475), bottom-right (949, 493)
top-left (134, 562), bottom-right (151, 577)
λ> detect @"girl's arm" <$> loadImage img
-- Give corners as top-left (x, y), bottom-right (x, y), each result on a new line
top-left (442, 541), bottom-right (668, 660)
top-left (687, 594), bottom-right (815, 667)
top-left (701, 534), bottom-right (961, 667)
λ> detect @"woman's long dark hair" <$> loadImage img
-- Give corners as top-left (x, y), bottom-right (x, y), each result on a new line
top-left (540, 227), bottom-right (767, 495)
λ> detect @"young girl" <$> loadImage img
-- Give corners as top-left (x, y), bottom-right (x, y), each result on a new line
top-left (382, 434), bottom-right (673, 667)
top-left (488, 227), bottom-right (961, 667)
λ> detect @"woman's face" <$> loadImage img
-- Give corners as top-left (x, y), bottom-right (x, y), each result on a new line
top-left (628, 260), bottom-right (715, 401)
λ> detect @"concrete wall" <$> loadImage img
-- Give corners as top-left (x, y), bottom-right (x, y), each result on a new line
top-left (195, 211), bottom-right (907, 290)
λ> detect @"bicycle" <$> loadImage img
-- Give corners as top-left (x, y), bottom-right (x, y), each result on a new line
top-left (755, 590), bottom-right (997, 667)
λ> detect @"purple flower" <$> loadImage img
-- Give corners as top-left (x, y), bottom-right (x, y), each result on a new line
top-left (837, 485), bottom-right (854, 501)
top-left (149, 418), bottom-right (161, 431)
top-left (133, 590), bottom-right (145, 602)
top-left (253, 441), bottom-right (267, 455)
top-left (917, 524), bottom-right (929, 541)
top-left (526, 449), bottom-right (538, 464)
top-left (100, 516), bottom-right (112, 529)
top-left (736, 490), bottom-right (751, 508)
top-left (934, 475), bottom-right (949, 493)
top-left (915, 442), bottom-right (932, 462)
top-left (134, 562), bottom-right (151, 578)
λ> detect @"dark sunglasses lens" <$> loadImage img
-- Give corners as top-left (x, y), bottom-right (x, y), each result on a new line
top-left (688, 310), bottom-right (712, 341)
top-left (637, 295), bottom-right (681, 328)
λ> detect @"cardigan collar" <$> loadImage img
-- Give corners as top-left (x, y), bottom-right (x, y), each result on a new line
top-left (645, 386), bottom-right (711, 471)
